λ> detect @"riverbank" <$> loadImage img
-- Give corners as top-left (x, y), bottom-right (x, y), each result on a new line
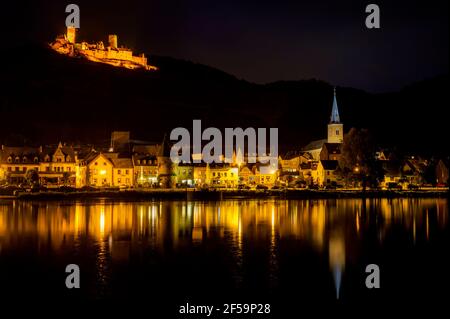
top-left (6, 188), bottom-right (449, 201)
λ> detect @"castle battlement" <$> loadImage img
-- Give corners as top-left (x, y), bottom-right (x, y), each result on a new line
top-left (50, 26), bottom-right (157, 71)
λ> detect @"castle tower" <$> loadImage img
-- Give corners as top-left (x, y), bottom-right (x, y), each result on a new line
top-left (110, 131), bottom-right (130, 152)
top-left (327, 87), bottom-right (344, 143)
top-left (108, 35), bottom-right (118, 48)
top-left (67, 26), bottom-right (76, 44)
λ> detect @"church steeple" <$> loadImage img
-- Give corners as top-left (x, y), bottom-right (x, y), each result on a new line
top-left (330, 87), bottom-right (340, 123)
top-left (327, 87), bottom-right (344, 144)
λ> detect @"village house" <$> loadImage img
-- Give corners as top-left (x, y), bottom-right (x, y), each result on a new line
top-left (252, 163), bottom-right (278, 187)
top-left (85, 152), bottom-right (115, 187)
top-left (238, 165), bottom-right (254, 185)
top-left (133, 154), bottom-right (158, 187)
top-left (0, 143), bottom-right (78, 187)
top-left (39, 143), bottom-right (77, 186)
top-left (174, 163), bottom-right (195, 187)
top-left (320, 143), bottom-right (342, 161)
top-left (208, 164), bottom-right (239, 188)
top-left (299, 161), bottom-right (319, 186)
top-left (279, 152), bottom-right (312, 186)
top-left (317, 160), bottom-right (340, 187)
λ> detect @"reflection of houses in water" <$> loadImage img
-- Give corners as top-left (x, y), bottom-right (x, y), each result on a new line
top-left (0, 199), bottom-right (447, 262)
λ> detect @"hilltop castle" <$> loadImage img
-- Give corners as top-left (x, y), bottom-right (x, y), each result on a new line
top-left (50, 26), bottom-right (157, 71)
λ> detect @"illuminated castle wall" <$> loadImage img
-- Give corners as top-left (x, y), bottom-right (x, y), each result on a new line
top-left (50, 27), bottom-right (157, 71)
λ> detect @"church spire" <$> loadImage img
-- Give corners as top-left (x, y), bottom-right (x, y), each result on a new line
top-left (330, 87), bottom-right (340, 124)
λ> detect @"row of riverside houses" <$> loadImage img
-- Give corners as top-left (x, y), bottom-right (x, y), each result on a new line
top-left (0, 131), bottom-right (279, 189)
top-left (0, 89), bottom-right (448, 189)
top-left (279, 88), bottom-right (449, 189)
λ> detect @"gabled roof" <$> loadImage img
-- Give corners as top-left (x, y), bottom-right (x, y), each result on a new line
top-left (132, 144), bottom-right (160, 156)
top-left (302, 139), bottom-right (326, 151)
top-left (60, 146), bottom-right (75, 158)
top-left (0, 146), bottom-right (40, 163)
top-left (85, 152), bottom-right (113, 166)
top-left (109, 158), bottom-right (133, 168)
top-left (132, 154), bottom-right (157, 166)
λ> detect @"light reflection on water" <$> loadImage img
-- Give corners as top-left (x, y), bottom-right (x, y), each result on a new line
top-left (0, 198), bottom-right (448, 299)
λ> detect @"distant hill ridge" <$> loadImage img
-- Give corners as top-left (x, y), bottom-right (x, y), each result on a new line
top-left (0, 44), bottom-right (448, 156)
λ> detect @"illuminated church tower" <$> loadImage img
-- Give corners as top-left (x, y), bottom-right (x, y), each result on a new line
top-left (327, 87), bottom-right (344, 143)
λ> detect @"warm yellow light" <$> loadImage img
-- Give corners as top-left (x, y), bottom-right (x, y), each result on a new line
top-left (100, 170), bottom-right (107, 175)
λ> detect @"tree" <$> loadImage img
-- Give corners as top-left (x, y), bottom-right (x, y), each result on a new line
top-left (25, 169), bottom-right (40, 186)
top-left (339, 128), bottom-right (382, 189)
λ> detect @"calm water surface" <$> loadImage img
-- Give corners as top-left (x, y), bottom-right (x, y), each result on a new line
top-left (0, 198), bottom-right (448, 312)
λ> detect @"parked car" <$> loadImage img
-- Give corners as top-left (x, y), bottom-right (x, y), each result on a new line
top-left (256, 184), bottom-right (269, 190)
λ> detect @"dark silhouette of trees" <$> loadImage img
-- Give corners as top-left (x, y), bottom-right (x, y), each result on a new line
top-left (339, 128), bottom-right (382, 189)
top-left (25, 169), bottom-right (40, 186)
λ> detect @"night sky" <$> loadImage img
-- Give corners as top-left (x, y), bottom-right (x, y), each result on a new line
top-left (4, 0), bottom-right (449, 92)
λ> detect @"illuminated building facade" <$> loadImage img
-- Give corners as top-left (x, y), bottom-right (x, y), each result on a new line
top-left (50, 27), bottom-right (157, 71)
top-left (0, 143), bottom-right (77, 186)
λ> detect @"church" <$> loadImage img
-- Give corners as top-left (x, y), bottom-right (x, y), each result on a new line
top-left (301, 87), bottom-right (344, 187)
top-left (303, 87), bottom-right (344, 161)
